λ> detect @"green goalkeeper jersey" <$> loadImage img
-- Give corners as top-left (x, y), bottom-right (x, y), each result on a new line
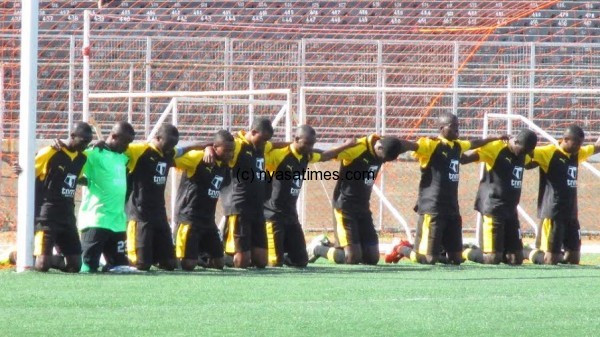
top-left (78, 147), bottom-right (129, 232)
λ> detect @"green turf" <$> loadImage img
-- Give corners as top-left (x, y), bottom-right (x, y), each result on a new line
top-left (1, 258), bottom-right (600, 337)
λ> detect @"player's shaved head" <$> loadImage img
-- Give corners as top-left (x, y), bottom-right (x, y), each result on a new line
top-left (251, 117), bottom-right (274, 136)
top-left (213, 129), bottom-right (235, 162)
top-left (293, 124), bottom-right (317, 156)
top-left (295, 124), bottom-right (316, 139)
top-left (72, 122), bottom-right (93, 138)
top-left (515, 129), bottom-right (538, 153)
top-left (561, 124), bottom-right (585, 154)
top-left (437, 112), bottom-right (460, 140)
top-left (378, 137), bottom-right (403, 162)
top-left (438, 112), bottom-right (457, 127)
top-left (214, 129), bottom-right (234, 145)
top-left (111, 121), bottom-right (135, 137)
top-left (565, 124), bottom-right (584, 140)
top-left (157, 123), bottom-right (179, 139)
top-left (107, 121), bottom-right (135, 153)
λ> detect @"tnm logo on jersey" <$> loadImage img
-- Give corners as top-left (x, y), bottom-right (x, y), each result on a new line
top-left (256, 158), bottom-right (265, 180)
top-left (364, 165), bottom-right (379, 186)
top-left (567, 165), bottom-right (577, 188)
top-left (448, 159), bottom-right (460, 182)
top-left (511, 166), bottom-right (524, 188)
top-left (62, 173), bottom-right (77, 198)
top-left (290, 175), bottom-right (303, 196)
top-left (208, 175), bottom-right (224, 198)
top-left (154, 162), bottom-right (168, 185)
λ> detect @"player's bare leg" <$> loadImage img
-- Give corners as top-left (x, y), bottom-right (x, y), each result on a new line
top-left (544, 252), bottom-right (561, 265)
top-left (344, 245), bottom-right (363, 264)
top-left (156, 258), bottom-right (176, 271)
top-left (233, 251), bottom-right (251, 268)
top-left (563, 250), bottom-right (580, 264)
top-left (361, 245), bottom-right (379, 265)
top-left (34, 255), bottom-right (52, 272)
top-left (410, 251), bottom-right (438, 264)
top-left (180, 258), bottom-right (198, 271)
top-left (446, 252), bottom-right (463, 265)
top-left (63, 255), bottom-right (81, 272)
top-left (206, 257), bottom-right (224, 270)
top-left (251, 247), bottom-right (267, 268)
top-left (504, 251), bottom-right (524, 265)
top-left (483, 252), bottom-right (502, 264)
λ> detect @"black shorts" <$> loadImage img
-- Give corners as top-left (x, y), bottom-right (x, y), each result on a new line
top-left (223, 213), bottom-right (267, 254)
top-left (539, 217), bottom-right (581, 253)
top-left (265, 216), bottom-right (308, 266)
top-left (414, 213), bottom-right (463, 256)
top-left (34, 221), bottom-right (82, 256)
top-left (80, 228), bottom-right (128, 271)
top-left (175, 221), bottom-right (224, 260)
top-left (127, 219), bottom-right (175, 266)
top-left (333, 208), bottom-right (379, 249)
top-left (481, 213), bottom-right (523, 254)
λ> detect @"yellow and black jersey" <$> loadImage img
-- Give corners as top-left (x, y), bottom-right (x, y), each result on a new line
top-left (125, 143), bottom-right (177, 222)
top-left (412, 136), bottom-right (471, 215)
top-left (473, 140), bottom-right (531, 215)
top-left (221, 131), bottom-right (273, 216)
top-left (533, 144), bottom-right (594, 219)
top-left (34, 146), bottom-right (87, 225)
top-left (264, 146), bottom-right (321, 220)
top-left (332, 134), bottom-right (382, 210)
top-left (174, 150), bottom-right (230, 225)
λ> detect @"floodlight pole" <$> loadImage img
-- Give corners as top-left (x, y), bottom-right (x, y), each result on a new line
top-left (17, 0), bottom-right (39, 272)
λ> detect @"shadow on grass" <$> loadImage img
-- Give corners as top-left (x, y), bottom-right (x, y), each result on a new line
top-left (3, 262), bottom-right (599, 280)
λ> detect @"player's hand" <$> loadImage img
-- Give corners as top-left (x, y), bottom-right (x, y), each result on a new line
top-left (203, 146), bottom-right (216, 165)
top-left (342, 138), bottom-right (356, 147)
top-left (89, 140), bottom-right (108, 151)
top-left (51, 138), bottom-right (66, 151)
top-left (11, 162), bottom-right (22, 176)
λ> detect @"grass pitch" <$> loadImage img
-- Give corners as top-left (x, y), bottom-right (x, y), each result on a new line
top-left (1, 257), bottom-right (600, 337)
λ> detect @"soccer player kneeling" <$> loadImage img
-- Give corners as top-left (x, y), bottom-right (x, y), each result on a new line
top-left (529, 125), bottom-right (600, 265)
top-left (308, 135), bottom-right (403, 265)
top-left (27, 123), bottom-right (93, 272)
top-left (264, 125), bottom-right (354, 267)
top-left (460, 129), bottom-right (538, 265)
top-left (174, 130), bottom-right (235, 270)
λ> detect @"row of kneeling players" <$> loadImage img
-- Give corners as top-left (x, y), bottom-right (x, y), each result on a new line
top-left (4, 112), bottom-right (597, 272)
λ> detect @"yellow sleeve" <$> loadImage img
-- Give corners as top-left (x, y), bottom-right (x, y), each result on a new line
top-left (532, 144), bottom-right (555, 173)
top-left (476, 141), bottom-right (503, 170)
top-left (578, 144), bottom-right (595, 163)
top-left (174, 150), bottom-right (203, 178)
top-left (309, 152), bottom-right (322, 163)
top-left (34, 147), bottom-right (56, 179)
top-left (265, 147), bottom-right (288, 172)
top-left (412, 137), bottom-right (439, 167)
top-left (336, 138), bottom-right (367, 166)
top-left (264, 141), bottom-right (273, 154)
top-left (524, 154), bottom-right (533, 166)
top-left (456, 139), bottom-right (472, 154)
top-left (228, 139), bottom-right (243, 168)
top-left (124, 143), bottom-right (149, 172)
